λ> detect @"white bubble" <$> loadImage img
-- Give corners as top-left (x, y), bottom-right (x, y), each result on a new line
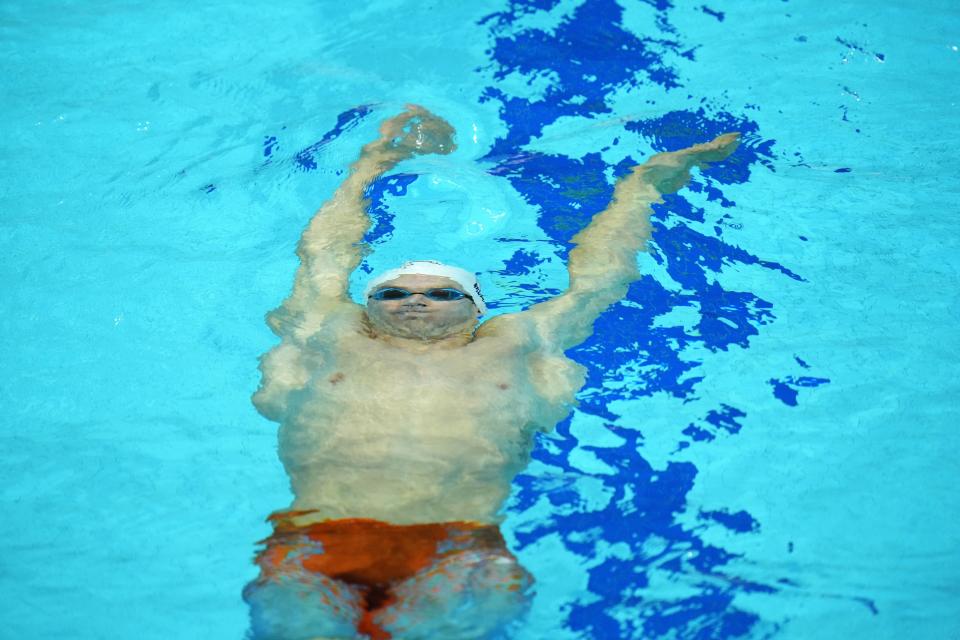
top-left (466, 220), bottom-right (485, 235)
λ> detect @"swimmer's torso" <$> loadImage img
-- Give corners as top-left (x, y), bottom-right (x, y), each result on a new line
top-left (259, 309), bottom-right (584, 525)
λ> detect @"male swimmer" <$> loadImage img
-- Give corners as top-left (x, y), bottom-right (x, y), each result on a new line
top-left (244, 105), bottom-right (739, 639)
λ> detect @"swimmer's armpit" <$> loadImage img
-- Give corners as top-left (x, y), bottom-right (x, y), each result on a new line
top-left (252, 340), bottom-right (310, 422)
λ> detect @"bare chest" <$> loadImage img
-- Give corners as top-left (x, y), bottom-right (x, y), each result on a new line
top-left (297, 334), bottom-right (538, 430)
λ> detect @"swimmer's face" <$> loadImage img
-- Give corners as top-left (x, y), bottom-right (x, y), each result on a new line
top-left (365, 274), bottom-right (481, 340)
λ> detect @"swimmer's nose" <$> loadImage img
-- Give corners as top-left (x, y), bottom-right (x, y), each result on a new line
top-left (402, 294), bottom-right (429, 306)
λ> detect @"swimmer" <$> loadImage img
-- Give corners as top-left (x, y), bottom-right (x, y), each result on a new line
top-left (244, 105), bottom-right (739, 639)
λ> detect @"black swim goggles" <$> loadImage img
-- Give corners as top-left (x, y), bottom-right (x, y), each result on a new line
top-left (368, 287), bottom-right (474, 302)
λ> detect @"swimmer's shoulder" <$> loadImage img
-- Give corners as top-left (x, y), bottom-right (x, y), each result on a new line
top-left (476, 315), bottom-right (584, 416)
top-left (278, 303), bottom-right (364, 347)
top-left (474, 312), bottom-right (543, 348)
top-left (476, 312), bottom-right (524, 336)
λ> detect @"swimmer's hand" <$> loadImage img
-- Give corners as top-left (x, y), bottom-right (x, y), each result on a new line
top-left (362, 104), bottom-right (457, 168)
top-left (689, 132), bottom-right (740, 164)
top-left (636, 132), bottom-right (740, 195)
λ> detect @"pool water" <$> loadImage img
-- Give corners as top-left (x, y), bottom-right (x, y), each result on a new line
top-left (2, 1), bottom-right (958, 638)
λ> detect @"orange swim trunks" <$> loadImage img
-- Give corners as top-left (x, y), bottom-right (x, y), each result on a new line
top-left (248, 510), bottom-right (510, 639)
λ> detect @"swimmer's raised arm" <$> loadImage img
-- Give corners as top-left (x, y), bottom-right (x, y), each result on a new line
top-left (268, 105), bottom-right (456, 340)
top-left (509, 133), bottom-right (740, 351)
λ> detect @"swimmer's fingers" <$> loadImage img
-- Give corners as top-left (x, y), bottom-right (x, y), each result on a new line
top-left (377, 106), bottom-right (425, 139)
top-left (369, 106), bottom-right (456, 159)
top-left (359, 107), bottom-right (423, 165)
top-left (409, 115), bottom-right (457, 155)
top-left (637, 132), bottom-right (740, 185)
top-left (376, 104), bottom-right (442, 139)
top-left (403, 103), bottom-right (430, 116)
top-left (692, 132), bottom-right (740, 165)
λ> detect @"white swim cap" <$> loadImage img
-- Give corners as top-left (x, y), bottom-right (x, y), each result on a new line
top-left (364, 260), bottom-right (488, 314)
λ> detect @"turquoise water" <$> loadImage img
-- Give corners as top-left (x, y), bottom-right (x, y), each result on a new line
top-left (2, 1), bottom-right (958, 639)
